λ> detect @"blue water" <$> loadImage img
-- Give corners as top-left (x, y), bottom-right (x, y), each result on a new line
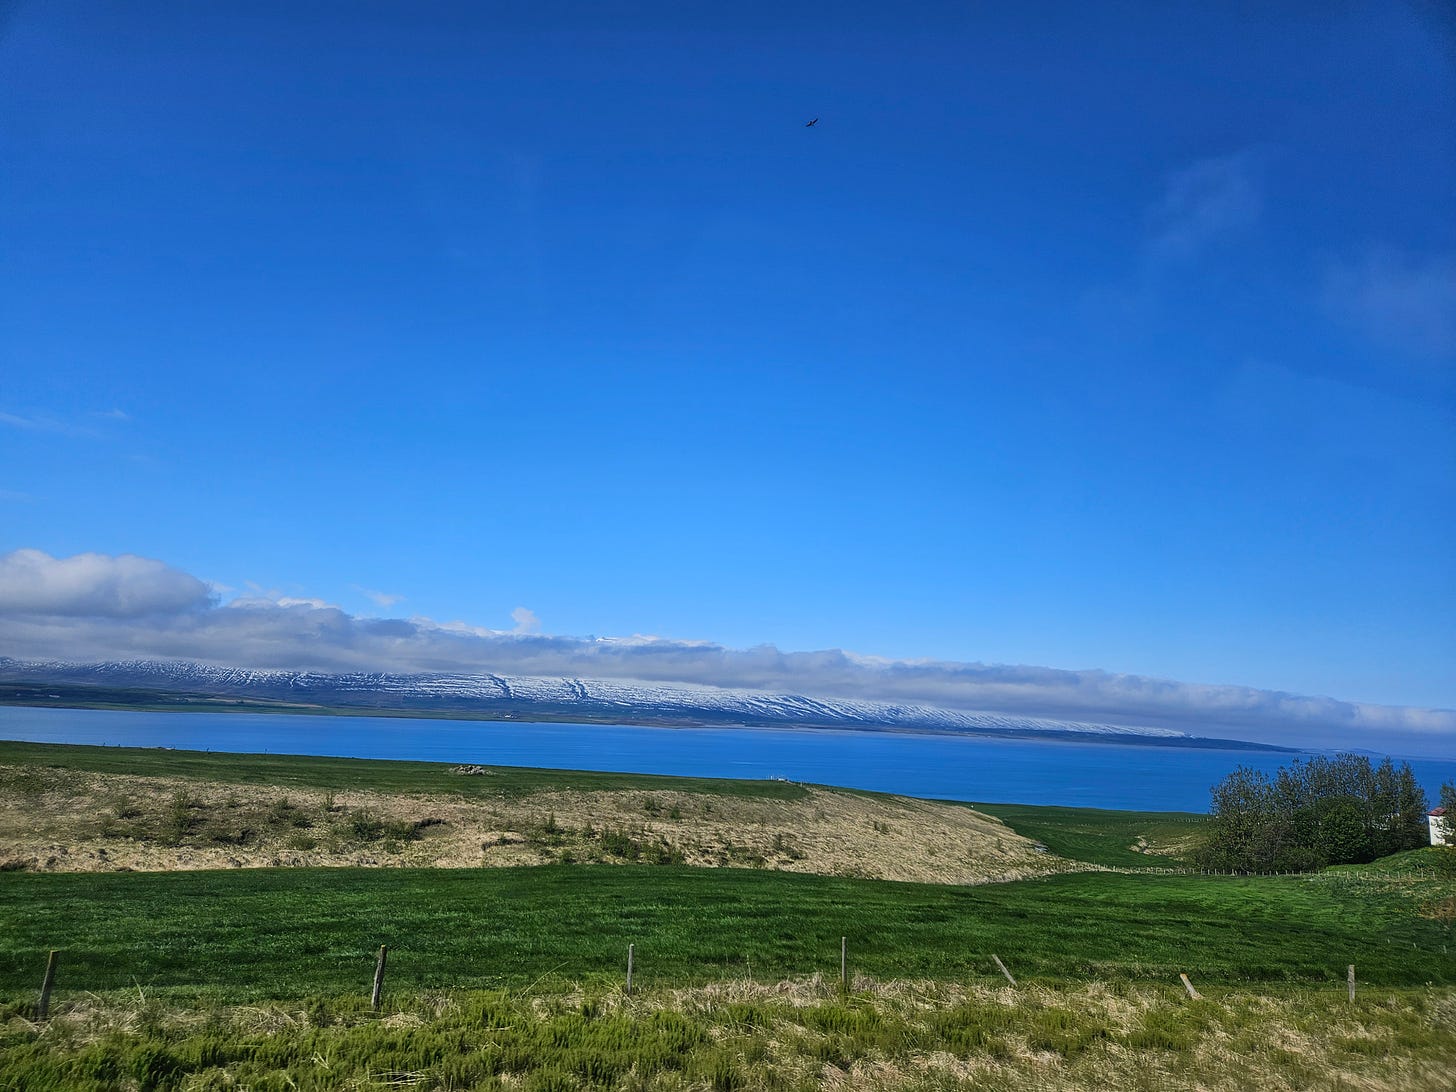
top-left (3, 706), bottom-right (1454, 813)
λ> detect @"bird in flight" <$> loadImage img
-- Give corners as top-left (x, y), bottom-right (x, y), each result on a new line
top-left (805, 117), bottom-right (818, 127)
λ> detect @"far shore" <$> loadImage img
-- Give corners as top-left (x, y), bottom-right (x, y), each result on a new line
top-left (0, 684), bottom-right (1296, 752)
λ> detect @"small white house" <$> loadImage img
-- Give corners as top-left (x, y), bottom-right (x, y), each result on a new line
top-left (1430, 807), bottom-right (1451, 847)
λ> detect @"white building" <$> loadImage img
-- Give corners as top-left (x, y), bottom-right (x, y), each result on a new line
top-left (1430, 807), bottom-right (1451, 847)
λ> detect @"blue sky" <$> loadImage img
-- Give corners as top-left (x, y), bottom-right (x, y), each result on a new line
top-left (2, 2), bottom-right (1453, 726)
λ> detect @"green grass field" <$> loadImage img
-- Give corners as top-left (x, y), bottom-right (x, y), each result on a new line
top-left (3, 739), bottom-right (1453, 1001)
top-left (3, 864), bottom-right (1452, 1003)
top-left (969, 803), bottom-right (1205, 868)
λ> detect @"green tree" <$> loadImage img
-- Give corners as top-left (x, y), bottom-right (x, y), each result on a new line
top-left (1198, 767), bottom-right (1299, 872)
top-left (1315, 797), bottom-right (1371, 864)
top-left (1199, 754), bottom-right (1428, 871)
top-left (1390, 764), bottom-right (1429, 852)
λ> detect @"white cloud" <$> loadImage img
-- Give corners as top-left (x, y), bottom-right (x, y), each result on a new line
top-left (430, 618), bottom-right (500, 638)
top-left (1146, 150), bottom-right (1261, 261)
top-left (511, 606), bottom-right (541, 634)
top-left (0, 410), bottom-right (94, 437)
top-left (1078, 150), bottom-right (1265, 329)
top-left (0, 549), bottom-right (213, 618)
top-left (227, 594), bottom-right (336, 611)
top-left (354, 586), bottom-right (406, 609)
top-left (0, 549), bottom-right (1451, 751)
top-left (1, 407), bottom-right (132, 437)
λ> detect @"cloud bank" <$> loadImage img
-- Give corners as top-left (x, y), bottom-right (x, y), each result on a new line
top-left (1, 549), bottom-right (1452, 753)
top-left (0, 549), bottom-right (214, 618)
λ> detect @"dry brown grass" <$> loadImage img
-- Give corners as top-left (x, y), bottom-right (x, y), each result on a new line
top-left (689, 979), bottom-right (1456, 1092)
top-left (0, 764), bottom-right (1066, 884)
top-left (12, 979), bottom-right (1452, 1091)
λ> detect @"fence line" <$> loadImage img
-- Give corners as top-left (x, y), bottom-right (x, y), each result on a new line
top-left (25, 937), bottom-right (1403, 1020)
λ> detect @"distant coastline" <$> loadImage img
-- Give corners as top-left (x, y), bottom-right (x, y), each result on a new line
top-left (0, 665), bottom-right (1295, 754)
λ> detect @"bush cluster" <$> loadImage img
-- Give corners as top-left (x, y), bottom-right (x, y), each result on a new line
top-left (1197, 754), bottom-right (1429, 872)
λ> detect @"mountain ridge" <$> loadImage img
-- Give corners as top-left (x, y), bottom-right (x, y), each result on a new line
top-left (0, 657), bottom-right (1293, 751)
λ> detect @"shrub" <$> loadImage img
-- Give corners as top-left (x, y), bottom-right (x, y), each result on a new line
top-left (349, 811), bottom-right (386, 842)
top-left (772, 833), bottom-right (807, 861)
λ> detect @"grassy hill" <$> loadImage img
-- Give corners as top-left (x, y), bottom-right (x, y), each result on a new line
top-left (0, 741), bottom-right (1056, 885)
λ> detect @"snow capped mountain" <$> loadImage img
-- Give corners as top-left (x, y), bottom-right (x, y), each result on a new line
top-left (0, 656), bottom-right (1195, 742)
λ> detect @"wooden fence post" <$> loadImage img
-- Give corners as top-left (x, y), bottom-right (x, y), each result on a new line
top-left (371, 945), bottom-right (388, 1010)
top-left (991, 954), bottom-right (1017, 987)
top-left (1348, 964), bottom-right (1355, 1003)
top-left (1179, 973), bottom-right (1202, 1001)
top-left (626, 943), bottom-right (635, 997)
top-left (38, 950), bottom-right (59, 1020)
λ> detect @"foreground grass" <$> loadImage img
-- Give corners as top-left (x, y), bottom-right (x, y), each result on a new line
top-left (3, 980), bottom-right (1452, 1091)
top-left (3, 866), bottom-right (1452, 1003)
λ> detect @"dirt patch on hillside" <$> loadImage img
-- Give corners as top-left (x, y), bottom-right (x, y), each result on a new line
top-left (1133, 830), bottom-right (1204, 859)
top-left (0, 764), bottom-right (1067, 884)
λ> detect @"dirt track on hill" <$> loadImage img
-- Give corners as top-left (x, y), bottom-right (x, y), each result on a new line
top-left (0, 763), bottom-right (1071, 884)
